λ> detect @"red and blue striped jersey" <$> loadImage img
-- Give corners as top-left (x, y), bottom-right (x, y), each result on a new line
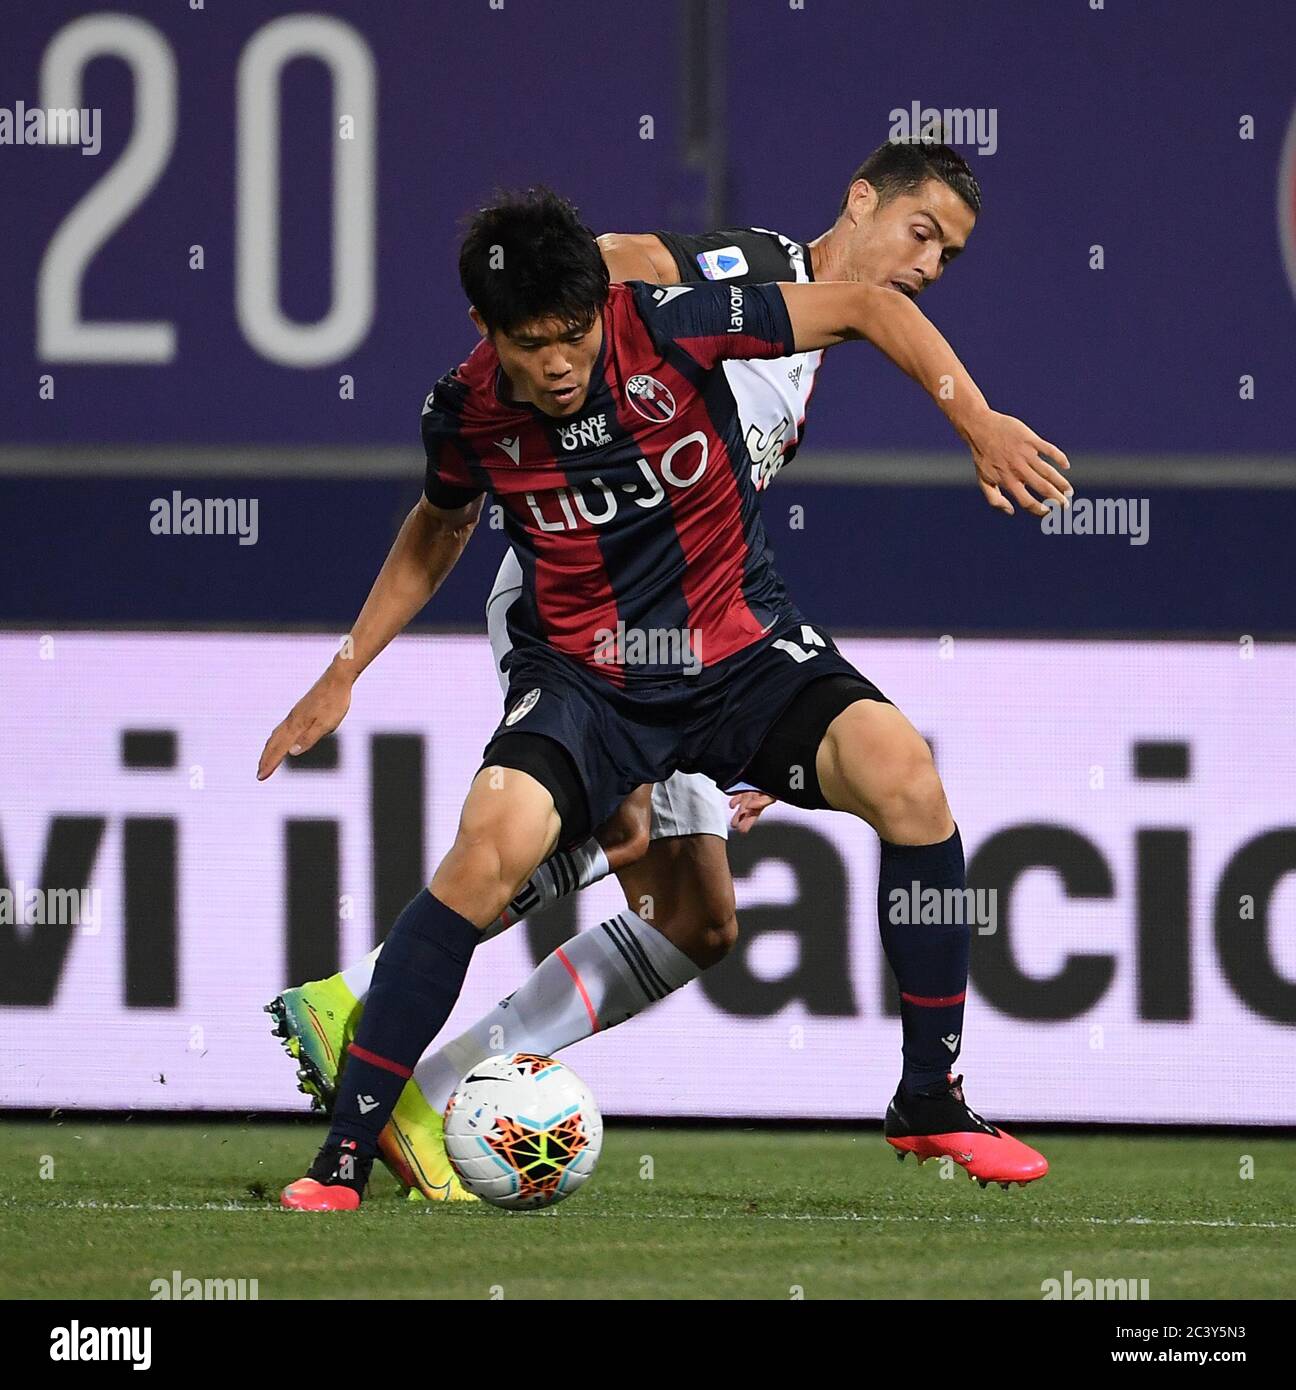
top-left (422, 279), bottom-right (802, 683)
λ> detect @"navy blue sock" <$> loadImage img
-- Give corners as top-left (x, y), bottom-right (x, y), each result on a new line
top-left (328, 889), bottom-right (479, 1155)
top-left (876, 826), bottom-right (970, 1095)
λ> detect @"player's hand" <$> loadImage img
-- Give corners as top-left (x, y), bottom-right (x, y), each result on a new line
top-left (257, 667), bottom-right (352, 780)
top-left (729, 790), bottom-right (777, 833)
top-left (967, 411), bottom-right (1071, 518)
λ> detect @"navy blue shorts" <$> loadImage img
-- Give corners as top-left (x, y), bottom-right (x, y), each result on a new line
top-left (486, 617), bottom-right (884, 832)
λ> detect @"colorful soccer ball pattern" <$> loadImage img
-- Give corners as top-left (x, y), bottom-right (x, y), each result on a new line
top-left (443, 1053), bottom-right (603, 1209)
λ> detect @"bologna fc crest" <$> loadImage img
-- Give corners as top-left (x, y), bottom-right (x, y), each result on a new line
top-left (505, 688), bottom-right (541, 727)
top-left (625, 374), bottom-right (676, 422)
top-left (1281, 103), bottom-right (1296, 303)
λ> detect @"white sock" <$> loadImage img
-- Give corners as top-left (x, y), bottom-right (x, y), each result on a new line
top-left (332, 839), bottom-right (613, 999)
top-left (411, 910), bottom-right (700, 1112)
top-left (339, 945), bottom-right (380, 999)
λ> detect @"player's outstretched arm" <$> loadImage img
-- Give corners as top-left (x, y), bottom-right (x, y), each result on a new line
top-left (256, 494), bottom-right (482, 780)
top-left (778, 281), bottom-right (1072, 517)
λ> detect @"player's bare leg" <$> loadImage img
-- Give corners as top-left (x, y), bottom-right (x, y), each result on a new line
top-left (403, 830), bottom-right (735, 1134)
top-left (483, 785), bottom-right (652, 936)
top-left (814, 699), bottom-right (1047, 1187)
top-left (266, 786), bottom-right (648, 1117)
top-left (281, 766), bottom-right (565, 1210)
top-left (269, 784), bottom-right (693, 1200)
top-left (303, 786), bottom-right (651, 1009)
top-left (615, 832), bottom-right (738, 967)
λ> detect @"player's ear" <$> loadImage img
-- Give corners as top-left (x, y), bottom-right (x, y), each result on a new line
top-left (468, 306), bottom-right (489, 340)
top-left (845, 178), bottom-right (876, 224)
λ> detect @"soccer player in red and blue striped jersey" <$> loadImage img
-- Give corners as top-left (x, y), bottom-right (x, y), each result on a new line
top-left (263, 185), bottom-right (1070, 1208)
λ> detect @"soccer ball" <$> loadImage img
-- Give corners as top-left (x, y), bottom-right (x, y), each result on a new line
top-left (443, 1053), bottom-right (603, 1210)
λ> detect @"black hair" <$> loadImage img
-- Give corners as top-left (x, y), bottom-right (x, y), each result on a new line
top-left (839, 141), bottom-right (982, 217)
top-left (458, 186), bottom-right (610, 334)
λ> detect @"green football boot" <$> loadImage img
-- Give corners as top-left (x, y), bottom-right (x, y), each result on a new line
top-left (267, 975), bottom-right (476, 1202)
top-left (265, 974), bottom-right (359, 1112)
top-left (384, 1080), bottom-right (478, 1203)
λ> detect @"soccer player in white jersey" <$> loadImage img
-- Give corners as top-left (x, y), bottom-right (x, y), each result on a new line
top-left (266, 142), bottom-right (1053, 1199)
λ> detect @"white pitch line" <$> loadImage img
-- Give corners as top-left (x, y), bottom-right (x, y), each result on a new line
top-left (0, 1199), bottom-right (265, 1213)
top-left (4, 1199), bottom-right (1295, 1230)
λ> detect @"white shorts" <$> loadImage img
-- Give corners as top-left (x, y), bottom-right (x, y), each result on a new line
top-left (485, 550), bottom-right (729, 842)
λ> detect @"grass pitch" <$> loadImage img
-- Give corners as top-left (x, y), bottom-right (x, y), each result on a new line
top-left (1, 1122), bottom-right (1292, 1300)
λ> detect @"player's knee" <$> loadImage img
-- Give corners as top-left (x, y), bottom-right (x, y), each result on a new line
top-left (434, 819), bottom-right (538, 920)
top-left (456, 824), bottom-right (505, 871)
top-left (870, 739), bottom-right (952, 844)
top-left (703, 910), bottom-right (740, 966)
top-left (673, 908), bottom-right (738, 970)
top-left (435, 828), bottom-right (504, 895)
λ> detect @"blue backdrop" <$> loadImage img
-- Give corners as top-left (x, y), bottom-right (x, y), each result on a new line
top-left (1, 0), bottom-right (1293, 452)
top-left (1, 0), bottom-right (1292, 633)
top-left (2, 475), bottom-right (1291, 634)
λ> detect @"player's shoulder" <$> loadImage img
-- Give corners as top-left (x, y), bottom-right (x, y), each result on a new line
top-left (618, 278), bottom-right (694, 314)
top-left (652, 226), bottom-right (811, 285)
top-left (617, 278), bottom-right (722, 351)
top-left (420, 341), bottom-right (500, 433)
top-left (611, 279), bottom-right (696, 339)
top-left (421, 370), bottom-right (466, 421)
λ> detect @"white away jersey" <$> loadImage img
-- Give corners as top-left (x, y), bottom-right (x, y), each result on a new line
top-left (653, 226), bottom-right (824, 491)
